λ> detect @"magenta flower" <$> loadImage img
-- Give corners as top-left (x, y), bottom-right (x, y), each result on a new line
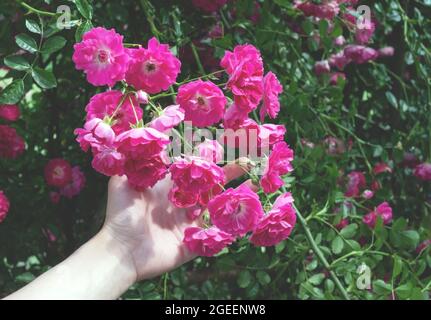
top-left (221, 44), bottom-right (264, 112)
top-left (44, 159), bottom-right (73, 188)
top-left (177, 80), bottom-right (226, 127)
top-left (363, 202), bottom-right (393, 228)
top-left (72, 27), bottom-right (129, 87)
top-left (85, 91), bottom-right (143, 135)
top-left (250, 193), bottom-right (297, 247)
top-left (183, 226), bottom-right (235, 257)
top-left (149, 105), bottom-right (184, 133)
top-left (260, 72), bottom-right (283, 121)
top-left (60, 166), bottom-right (86, 199)
top-left (259, 124), bottom-right (286, 149)
top-left (0, 190), bottom-right (10, 223)
top-left (0, 104), bottom-right (20, 122)
top-left (344, 45), bottom-right (379, 64)
top-left (345, 171), bottom-right (366, 197)
top-left (196, 139), bottom-right (224, 163)
top-left (208, 184), bottom-right (264, 236)
top-left (125, 37), bottom-right (181, 94)
top-left (0, 125), bottom-right (25, 159)
top-left (261, 141), bottom-right (294, 194)
top-left (117, 127), bottom-right (170, 159)
top-left (124, 153), bottom-right (168, 191)
top-left (414, 163), bottom-right (431, 181)
top-left (314, 60), bottom-right (331, 75)
top-left (373, 162), bottom-right (393, 175)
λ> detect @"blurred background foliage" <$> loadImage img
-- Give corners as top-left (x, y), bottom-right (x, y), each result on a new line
top-left (0, 0), bottom-right (430, 299)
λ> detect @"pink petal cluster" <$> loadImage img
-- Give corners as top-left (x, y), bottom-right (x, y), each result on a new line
top-left (177, 80), bottom-right (226, 127)
top-left (0, 125), bottom-right (25, 159)
top-left (85, 91), bottom-right (143, 135)
top-left (362, 202), bottom-right (393, 228)
top-left (208, 184), bottom-right (263, 236)
top-left (261, 142), bottom-right (294, 193)
top-left (149, 105), bottom-right (184, 133)
top-left (260, 72), bottom-right (283, 121)
top-left (44, 158), bottom-right (73, 188)
top-left (183, 226), bottom-right (234, 257)
top-left (250, 193), bottom-right (297, 246)
top-left (0, 190), bottom-right (10, 223)
top-left (414, 163), bottom-right (431, 181)
top-left (335, 218), bottom-right (350, 230)
top-left (196, 139), bottom-right (224, 163)
top-left (416, 239), bottom-right (431, 254)
top-left (373, 162), bottom-right (392, 175)
top-left (72, 27), bottom-right (129, 87)
top-left (59, 166), bottom-right (86, 199)
top-left (295, 0), bottom-right (340, 20)
top-left (169, 157), bottom-right (225, 207)
top-left (344, 45), bottom-right (379, 64)
top-left (126, 37), bottom-right (181, 94)
top-left (0, 104), bottom-right (20, 122)
top-left (221, 44), bottom-right (263, 113)
top-left (345, 171), bottom-right (366, 197)
top-left (191, 0), bottom-right (228, 12)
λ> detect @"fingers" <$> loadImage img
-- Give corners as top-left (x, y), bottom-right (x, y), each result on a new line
top-left (223, 157), bottom-right (253, 183)
top-left (242, 179), bottom-right (259, 192)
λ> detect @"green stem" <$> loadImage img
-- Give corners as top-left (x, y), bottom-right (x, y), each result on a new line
top-left (17, 1), bottom-right (57, 16)
top-left (286, 188), bottom-right (350, 300)
top-left (191, 42), bottom-right (205, 75)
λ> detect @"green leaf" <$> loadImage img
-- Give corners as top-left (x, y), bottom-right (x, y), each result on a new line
top-left (4, 55), bottom-right (30, 71)
top-left (74, 0), bottom-right (93, 20)
top-left (385, 91), bottom-right (398, 108)
top-left (308, 273), bottom-right (325, 286)
top-left (15, 272), bottom-right (35, 284)
top-left (331, 236), bottom-right (344, 254)
top-left (15, 34), bottom-right (38, 53)
top-left (31, 68), bottom-right (57, 89)
top-left (256, 271), bottom-right (271, 286)
top-left (0, 79), bottom-right (25, 104)
top-left (339, 223), bottom-right (358, 239)
top-left (392, 256), bottom-right (403, 279)
top-left (237, 270), bottom-right (252, 288)
top-left (41, 36), bottom-right (67, 54)
top-left (400, 230), bottom-right (420, 250)
top-left (75, 20), bottom-right (93, 42)
top-left (25, 19), bottom-right (42, 34)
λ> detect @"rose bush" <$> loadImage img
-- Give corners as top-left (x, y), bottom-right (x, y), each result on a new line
top-left (0, 0), bottom-right (430, 300)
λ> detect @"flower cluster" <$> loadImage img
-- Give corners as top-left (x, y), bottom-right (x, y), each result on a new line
top-left (44, 159), bottom-right (86, 203)
top-left (73, 27), bottom-right (296, 257)
top-left (293, 1), bottom-right (394, 83)
top-left (0, 104), bottom-right (25, 159)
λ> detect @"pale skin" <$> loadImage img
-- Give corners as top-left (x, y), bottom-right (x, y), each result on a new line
top-left (4, 160), bottom-right (254, 300)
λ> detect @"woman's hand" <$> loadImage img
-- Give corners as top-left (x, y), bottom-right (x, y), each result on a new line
top-left (102, 160), bottom-right (253, 282)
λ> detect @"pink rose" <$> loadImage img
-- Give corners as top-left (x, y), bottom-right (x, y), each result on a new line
top-left (0, 104), bottom-right (20, 122)
top-left (60, 166), bottom-right (86, 199)
top-left (117, 127), bottom-right (170, 159)
top-left (183, 226), bottom-right (235, 257)
top-left (149, 105), bottom-right (184, 133)
top-left (44, 158), bottom-right (73, 188)
top-left (260, 72), bottom-right (283, 121)
top-left (208, 184), bottom-right (264, 236)
top-left (177, 80), bottom-right (226, 127)
top-left (414, 163), bottom-right (431, 181)
top-left (125, 153), bottom-right (168, 191)
top-left (345, 171), bottom-right (366, 197)
top-left (0, 190), bottom-right (10, 223)
top-left (196, 139), bottom-right (224, 163)
top-left (72, 27), bottom-right (129, 87)
top-left (125, 37), bottom-right (181, 94)
top-left (250, 193), bottom-right (297, 246)
top-left (0, 125), bottom-right (25, 159)
top-left (363, 202), bottom-right (393, 228)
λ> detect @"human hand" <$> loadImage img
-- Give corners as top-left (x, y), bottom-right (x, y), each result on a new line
top-left (101, 159), bottom-right (254, 282)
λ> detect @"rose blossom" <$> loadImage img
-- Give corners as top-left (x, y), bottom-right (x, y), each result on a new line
top-left (125, 37), bottom-right (181, 94)
top-left (355, 19), bottom-right (376, 44)
top-left (117, 127), bottom-right (170, 159)
top-left (344, 45), bottom-right (379, 64)
top-left (330, 72), bottom-right (346, 85)
top-left (0, 104), bottom-right (20, 122)
top-left (177, 80), bottom-right (226, 127)
top-left (221, 44), bottom-right (263, 112)
top-left (208, 184), bottom-right (264, 236)
top-left (124, 153), bottom-right (168, 191)
top-left (60, 166), bottom-right (86, 199)
top-left (261, 141), bottom-right (294, 193)
top-left (72, 27), bottom-right (129, 87)
top-left (0, 125), bottom-right (25, 159)
top-left (196, 139), bottom-right (224, 163)
top-left (149, 105), bottom-right (184, 133)
top-left (85, 91), bottom-right (143, 135)
top-left (345, 171), bottom-right (366, 197)
top-left (223, 103), bottom-right (248, 130)
top-left (44, 158), bottom-right (73, 188)
top-left (373, 162), bottom-right (392, 175)
top-left (260, 72), bottom-right (283, 121)
top-left (250, 193), bottom-right (297, 246)
top-left (170, 157), bottom-right (225, 195)
top-left (362, 202), bottom-right (393, 228)
top-left (414, 163), bottom-right (431, 181)
top-left (335, 218), bottom-right (349, 230)
top-left (49, 191), bottom-right (61, 204)
top-left (314, 60), bottom-right (331, 75)
top-left (416, 239), bottom-right (431, 254)
top-left (0, 190), bottom-right (10, 223)
top-left (183, 226), bottom-right (235, 257)
top-left (74, 118), bottom-right (116, 152)
top-left (378, 47), bottom-right (395, 57)
top-left (362, 190), bottom-right (374, 200)
top-left (258, 124), bottom-right (286, 149)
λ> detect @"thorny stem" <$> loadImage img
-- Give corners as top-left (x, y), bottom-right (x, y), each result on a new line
top-left (284, 186), bottom-right (350, 300)
top-left (17, 1), bottom-right (58, 16)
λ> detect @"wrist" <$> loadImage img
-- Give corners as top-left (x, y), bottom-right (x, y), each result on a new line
top-left (94, 227), bottom-right (138, 291)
